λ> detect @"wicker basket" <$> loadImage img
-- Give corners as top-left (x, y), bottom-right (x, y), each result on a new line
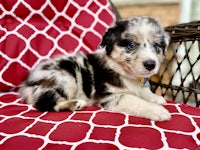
top-left (150, 21), bottom-right (200, 107)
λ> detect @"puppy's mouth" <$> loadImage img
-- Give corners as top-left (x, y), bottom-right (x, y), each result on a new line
top-left (136, 69), bottom-right (158, 78)
top-left (137, 72), bottom-right (155, 78)
top-left (124, 70), bottom-right (155, 80)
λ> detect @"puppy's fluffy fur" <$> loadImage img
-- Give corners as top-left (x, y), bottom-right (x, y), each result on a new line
top-left (19, 17), bottom-right (171, 121)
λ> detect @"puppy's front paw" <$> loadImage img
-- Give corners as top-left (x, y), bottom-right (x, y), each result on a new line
top-left (147, 94), bottom-right (166, 105)
top-left (155, 96), bottom-right (167, 105)
top-left (148, 105), bottom-right (171, 121)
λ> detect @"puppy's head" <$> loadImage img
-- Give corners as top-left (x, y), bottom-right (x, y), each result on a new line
top-left (101, 17), bottom-right (170, 79)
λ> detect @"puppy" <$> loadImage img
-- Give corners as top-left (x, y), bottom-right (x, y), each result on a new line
top-left (19, 17), bottom-right (171, 121)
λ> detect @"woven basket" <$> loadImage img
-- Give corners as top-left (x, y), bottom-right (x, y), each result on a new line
top-left (150, 21), bottom-right (200, 107)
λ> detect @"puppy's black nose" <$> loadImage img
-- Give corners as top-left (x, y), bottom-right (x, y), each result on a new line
top-left (143, 60), bottom-right (156, 71)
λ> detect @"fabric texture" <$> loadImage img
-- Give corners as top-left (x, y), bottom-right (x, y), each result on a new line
top-left (0, 92), bottom-right (200, 149)
top-left (0, 0), bottom-right (114, 91)
top-left (0, 0), bottom-right (200, 149)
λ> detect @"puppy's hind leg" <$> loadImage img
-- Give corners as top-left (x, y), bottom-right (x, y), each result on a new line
top-left (54, 98), bottom-right (87, 112)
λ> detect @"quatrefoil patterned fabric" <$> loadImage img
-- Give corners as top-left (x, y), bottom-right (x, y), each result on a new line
top-left (0, 0), bottom-right (115, 91)
top-left (0, 92), bottom-right (200, 149)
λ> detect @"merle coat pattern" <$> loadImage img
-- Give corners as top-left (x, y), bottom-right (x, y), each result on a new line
top-left (19, 17), bottom-right (171, 121)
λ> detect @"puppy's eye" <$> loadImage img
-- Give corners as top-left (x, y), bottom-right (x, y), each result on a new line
top-left (153, 42), bottom-right (159, 48)
top-left (153, 42), bottom-right (161, 53)
top-left (127, 42), bottom-right (137, 50)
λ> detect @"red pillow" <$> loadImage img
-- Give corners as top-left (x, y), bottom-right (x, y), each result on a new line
top-left (0, 0), bottom-right (116, 91)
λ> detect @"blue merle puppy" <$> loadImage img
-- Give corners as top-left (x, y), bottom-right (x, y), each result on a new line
top-left (19, 17), bottom-right (171, 121)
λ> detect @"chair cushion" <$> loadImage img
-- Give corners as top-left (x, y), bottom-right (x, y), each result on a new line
top-left (0, 92), bottom-right (200, 149)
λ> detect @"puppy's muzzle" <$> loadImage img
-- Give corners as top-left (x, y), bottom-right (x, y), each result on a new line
top-left (143, 60), bottom-right (156, 71)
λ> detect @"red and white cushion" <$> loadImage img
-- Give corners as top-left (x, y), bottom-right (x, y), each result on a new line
top-left (0, 92), bottom-right (200, 149)
top-left (0, 0), bottom-right (115, 91)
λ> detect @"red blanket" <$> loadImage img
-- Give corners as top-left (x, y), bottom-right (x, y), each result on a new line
top-left (0, 0), bottom-right (200, 149)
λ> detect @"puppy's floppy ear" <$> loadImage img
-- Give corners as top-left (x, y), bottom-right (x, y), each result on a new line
top-left (100, 20), bottom-right (128, 55)
top-left (161, 31), bottom-right (170, 55)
